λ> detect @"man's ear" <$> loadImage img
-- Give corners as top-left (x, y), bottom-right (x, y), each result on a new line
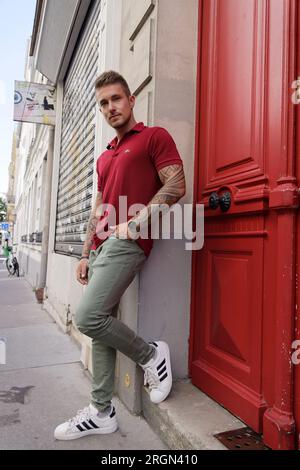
top-left (129, 95), bottom-right (135, 109)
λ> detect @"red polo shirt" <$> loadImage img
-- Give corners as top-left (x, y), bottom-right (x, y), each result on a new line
top-left (91, 122), bottom-right (183, 257)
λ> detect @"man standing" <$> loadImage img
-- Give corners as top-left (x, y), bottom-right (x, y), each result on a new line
top-left (54, 71), bottom-right (186, 440)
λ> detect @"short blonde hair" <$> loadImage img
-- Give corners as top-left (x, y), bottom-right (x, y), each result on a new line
top-left (95, 70), bottom-right (131, 97)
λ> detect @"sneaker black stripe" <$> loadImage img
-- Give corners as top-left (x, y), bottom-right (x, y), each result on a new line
top-left (76, 424), bottom-right (85, 432)
top-left (157, 358), bottom-right (166, 371)
top-left (149, 341), bottom-right (158, 347)
top-left (88, 419), bottom-right (99, 429)
top-left (110, 408), bottom-right (116, 418)
top-left (82, 421), bottom-right (92, 430)
top-left (158, 365), bottom-right (167, 376)
top-left (159, 372), bottom-right (168, 382)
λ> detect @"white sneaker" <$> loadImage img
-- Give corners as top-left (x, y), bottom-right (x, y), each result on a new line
top-left (140, 341), bottom-right (172, 404)
top-left (54, 403), bottom-right (118, 440)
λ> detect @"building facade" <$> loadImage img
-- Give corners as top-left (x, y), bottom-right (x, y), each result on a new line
top-left (13, 41), bottom-right (52, 298)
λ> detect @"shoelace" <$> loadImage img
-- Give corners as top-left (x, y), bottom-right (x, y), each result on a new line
top-left (69, 407), bottom-right (92, 427)
top-left (144, 367), bottom-right (160, 390)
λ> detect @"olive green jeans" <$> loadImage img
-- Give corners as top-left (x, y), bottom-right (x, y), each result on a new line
top-left (75, 236), bottom-right (155, 412)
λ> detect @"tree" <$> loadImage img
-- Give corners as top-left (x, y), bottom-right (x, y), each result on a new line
top-left (0, 196), bottom-right (7, 222)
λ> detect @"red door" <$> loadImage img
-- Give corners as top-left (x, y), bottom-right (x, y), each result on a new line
top-left (294, 0), bottom-right (300, 450)
top-left (190, 0), bottom-right (299, 449)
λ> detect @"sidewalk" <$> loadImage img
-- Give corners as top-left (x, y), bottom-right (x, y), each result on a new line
top-left (0, 261), bottom-right (167, 450)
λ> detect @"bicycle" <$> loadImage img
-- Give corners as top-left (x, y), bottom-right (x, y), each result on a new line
top-left (5, 248), bottom-right (20, 277)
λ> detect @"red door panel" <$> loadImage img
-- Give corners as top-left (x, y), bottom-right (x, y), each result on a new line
top-left (192, 221), bottom-right (267, 430)
top-left (199, 0), bottom-right (267, 194)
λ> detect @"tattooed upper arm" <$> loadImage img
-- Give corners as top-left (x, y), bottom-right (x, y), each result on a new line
top-left (158, 164), bottom-right (186, 196)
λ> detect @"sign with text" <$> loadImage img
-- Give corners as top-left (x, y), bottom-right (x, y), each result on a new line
top-left (14, 81), bottom-right (56, 126)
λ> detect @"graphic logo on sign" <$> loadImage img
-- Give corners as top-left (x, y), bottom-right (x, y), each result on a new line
top-left (14, 91), bottom-right (22, 104)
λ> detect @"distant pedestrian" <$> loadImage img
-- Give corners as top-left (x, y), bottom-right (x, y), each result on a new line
top-left (2, 238), bottom-right (11, 258)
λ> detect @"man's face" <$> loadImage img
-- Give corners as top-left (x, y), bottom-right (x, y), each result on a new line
top-left (96, 83), bottom-right (135, 129)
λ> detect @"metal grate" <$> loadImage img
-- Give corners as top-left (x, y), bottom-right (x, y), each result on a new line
top-left (55, 0), bottom-right (101, 257)
top-left (214, 427), bottom-right (270, 450)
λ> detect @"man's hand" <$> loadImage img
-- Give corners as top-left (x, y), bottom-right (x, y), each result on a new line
top-left (109, 221), bottom-right (138, 240)
top-left (76, 258), bottom-right (89, 285)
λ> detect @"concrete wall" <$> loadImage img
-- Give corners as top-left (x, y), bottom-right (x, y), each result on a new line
top-left (18, 245), bottom-right (42, 286)
top-left (113, 0), bottom-right (157, 413)
top-left (138, 0), bottom-right (198, 378)
top-left (16, 121), bottom-right (49, 289)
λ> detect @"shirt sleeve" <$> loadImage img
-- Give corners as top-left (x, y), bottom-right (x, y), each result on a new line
top-left (149, 127), bottom-right (183, 172)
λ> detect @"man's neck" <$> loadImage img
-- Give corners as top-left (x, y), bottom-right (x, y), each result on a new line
top-left (115, 117), bottom-right (137, 144)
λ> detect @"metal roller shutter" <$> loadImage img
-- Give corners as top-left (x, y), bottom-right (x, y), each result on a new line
top-left (55, 0), bottom-right (101, 256)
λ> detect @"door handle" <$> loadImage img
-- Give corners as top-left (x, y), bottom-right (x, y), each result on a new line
top-left (209, 191), bottom-right (231, 212)
top-left (209, 192), bottom-right (219, 210)
top-left (219, 191), bottom-right (231, 212)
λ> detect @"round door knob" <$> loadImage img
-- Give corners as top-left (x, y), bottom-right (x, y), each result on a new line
top-left (209, 192), bottom-right (219, 210)
top-left (219, 191), bottom-right (231, 212)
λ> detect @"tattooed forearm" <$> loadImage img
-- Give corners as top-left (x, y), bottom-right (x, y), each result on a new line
top-left (132, 164), bottom-right (186, 230)
top-left (81, 216), bottom-right (99, 257)
top-left (81, 191), bottom-right (102, 257)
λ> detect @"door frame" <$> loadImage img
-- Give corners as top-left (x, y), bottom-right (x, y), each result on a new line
top-left (189, 0), bottom-right (203, 380)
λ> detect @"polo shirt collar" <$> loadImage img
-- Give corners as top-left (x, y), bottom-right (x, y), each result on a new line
top-left (130, 122), bottom-right (145, 133)
top-left (106, 122), bottom-right (145, 149)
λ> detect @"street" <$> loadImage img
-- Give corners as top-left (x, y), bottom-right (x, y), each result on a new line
top-left (0, 259), bottom-right (167, 450)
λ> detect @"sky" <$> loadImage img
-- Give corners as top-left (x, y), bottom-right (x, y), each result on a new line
top-left (0, 0), bottom-right (36, 196)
